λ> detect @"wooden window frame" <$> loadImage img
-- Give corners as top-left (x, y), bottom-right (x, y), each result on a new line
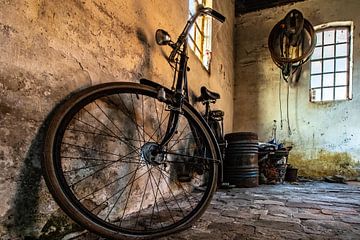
top-left (309, 21), bottom-right (354, 102)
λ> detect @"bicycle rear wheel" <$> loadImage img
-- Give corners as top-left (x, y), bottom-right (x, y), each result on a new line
top-left (42, 82), bottom-right (219, 239)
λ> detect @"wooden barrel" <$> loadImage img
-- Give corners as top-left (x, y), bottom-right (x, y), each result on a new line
top-left (224, 132), bottom-right (259, 187)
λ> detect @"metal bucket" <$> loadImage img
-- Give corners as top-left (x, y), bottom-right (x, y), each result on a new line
top-left (224, 132), bottom-right (259, 187)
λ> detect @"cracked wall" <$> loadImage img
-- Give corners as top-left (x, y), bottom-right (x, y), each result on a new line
top-left (234, 0), bottom-right (360, 171)
top-left (0, 0), bottom-right (235, 238)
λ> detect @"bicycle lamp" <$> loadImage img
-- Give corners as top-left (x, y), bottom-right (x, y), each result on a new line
top-left (155, 29), bottom-right (172, 45)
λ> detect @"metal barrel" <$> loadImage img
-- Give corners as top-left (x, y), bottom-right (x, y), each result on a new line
top-left (224, 132), bottom-right (259, 187)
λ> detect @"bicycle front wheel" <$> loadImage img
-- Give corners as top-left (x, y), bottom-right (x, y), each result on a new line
top-left (42, 82), bottom-right (219, 239)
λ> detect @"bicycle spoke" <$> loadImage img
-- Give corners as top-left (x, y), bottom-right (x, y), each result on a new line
top-left (167, 122), bottom-right (190, 151)
top-left (156, 167), bottom-right (200, 205)
top-left (72, 118), bottom-right (118, 139)
top-left (115, 93), bottom-right (147, 145)
top-left (135, 165), bottom-right (152, 227)
top-left (130, 94), bottom-right (146, 148)
top-left (155, 167), bottom-right (185, 217)
top-left (62, 158), bottom-right (141, 174)
top-left (148, 168), bottom-right (175, 224)
top-left (62, 142), bottom-right (122, 156)
top-left (163, 151), bottom-right (220, 163)
top-left (66, 148), bottom-right (141, 187)
top-left (87, 164), bottom-right (150, 212)
top-left (106, 164), bottom-right (140, 223)
top-left (148, 112), bottom-right (170, 144)
top-left (82, 107), bottom-right (140, 154)
top-left (147, 164), bottom-right (163, 229)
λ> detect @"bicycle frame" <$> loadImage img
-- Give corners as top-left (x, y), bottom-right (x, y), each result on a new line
top-left (155, 4), bottom-right (225, 148)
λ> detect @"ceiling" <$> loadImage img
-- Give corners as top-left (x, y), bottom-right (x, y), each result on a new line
top-left (235, 0), bottom-right (305, 16)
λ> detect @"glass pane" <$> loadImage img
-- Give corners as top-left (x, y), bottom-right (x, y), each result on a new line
top-left (323, 45), bottom-right (334, 58)
top-left (189, 25), bottom-right (195, 39)
top-left (316, 32), bottom-right (323, 46)
top-left (311, 88), bottom-right (322, 102)
top-left (188, 37), bottom-right (195, 50)
top-left (323, 59), bottom-right (334, 72)
top-left (335, 87), bottom-right (347, 100)
top-left (323, 73), bottom-right (334, 87)
top-left (311, 75), bottom-right (322, 88)
top-left (324, 30), bottom-right (335, 44)
top-left (195, 27), bottom-right (202, 50)
top-left (311, 47), bottom-right (322, 60)
top-left (335, 72), bottom-right (347, 86)
top-left (323, 88), bottom-right (334, 101)
top-left (336, 58), bottom-right (348, 72)
top-left (195, 48), bottom-right (201, 59)
top-left (189, 0), bottom-right (196, 14)
top-left (336, 43), bottom-right (348, 57)
top-left (311, 61), bottom-right (322, 74)
top-left (336, 28), bottom-right (348, 43)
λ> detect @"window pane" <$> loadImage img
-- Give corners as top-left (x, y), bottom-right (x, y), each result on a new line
top-left (335, 87), bottom-right (347, 100)
top-left (188, 37), bottom-right (195, 51)
top-left (336, 43), bottom-right (348, 57)
top-left (195, 27), bottom-right (202, 49)
top-left (323, 59), bottom-right (334, 72)
top-left (323, 45), bottom-right (334, 58)
top-left (335, 72), bottom-right (347, 86)
top-left (324, 30), bottom-right (335, 44)
top-left (311, 47), bottom-right (322, 60)
top-left (336, 58), bottom-right (348, 71)
top-left (189, 25), bottom-right (195, 39)
top-left (316, 32), bottom-right (323, 46)
top-left (311, 88), bottom-right (322, 102)
top-left (311, 61), bottom-right (322, 74)
top-left (323, 73), bottom-right (334, 87)
top-left (188, 0), bottom-right (212, 70)
top-left (336, 28), bottom-right (348, 43)
top-left (311, 75), bottom-right (322, 88)
top-left (310, 24), bottom-right (352, 103)
top-left (323, 88), bottom-right (334, 101)
top-left (189, 0), bottom-right (196, 14)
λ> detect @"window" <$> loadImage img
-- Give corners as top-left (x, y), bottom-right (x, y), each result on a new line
top-left (310, 22), bottom-right (353, 102)
top-left (188, 0), bottom-right (213, 70)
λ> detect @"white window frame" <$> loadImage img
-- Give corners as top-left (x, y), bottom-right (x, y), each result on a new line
top-left (188, 0), bottom-right (213, 70)
top-left (309, 21), bottom-right (354, 102)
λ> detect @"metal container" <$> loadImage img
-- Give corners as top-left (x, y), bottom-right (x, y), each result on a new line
top-left (224, 132), bottom-right (259, 187)
top-left (285, 167), bottom-right (298, 182)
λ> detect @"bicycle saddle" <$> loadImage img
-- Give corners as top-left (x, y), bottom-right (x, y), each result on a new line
top-left (199, 86), bottom-right (220, 101)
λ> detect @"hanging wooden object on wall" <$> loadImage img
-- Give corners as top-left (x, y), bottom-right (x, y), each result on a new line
top-left (268, 9), bottom-right (316, 84)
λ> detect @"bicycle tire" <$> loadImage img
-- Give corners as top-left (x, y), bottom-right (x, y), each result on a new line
top-left (42, 82), bottom-right (219, 239)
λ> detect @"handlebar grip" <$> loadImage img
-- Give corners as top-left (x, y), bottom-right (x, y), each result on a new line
top-left (209, 9), bottom-right (226, 23)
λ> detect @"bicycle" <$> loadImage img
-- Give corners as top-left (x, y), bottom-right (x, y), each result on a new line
top-left (197, 86), bottom-right (229, 187)
top-left (42, 4), bottom-right (225, 240)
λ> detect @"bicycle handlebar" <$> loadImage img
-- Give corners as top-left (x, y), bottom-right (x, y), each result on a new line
top-left (203, 8), bottom-right (226, 23)
top-left (169, 4), bottom-right (225, 61)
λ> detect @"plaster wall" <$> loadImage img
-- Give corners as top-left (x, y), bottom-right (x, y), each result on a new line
top-left (234, 0), bottom-right (360, 164)
top-left (0, 0), bottom-right (234, 238)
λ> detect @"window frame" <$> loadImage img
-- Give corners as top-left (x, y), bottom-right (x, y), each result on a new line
top-left (188, 0), bottom-right (213, 71)
top-left (309, 21), bottom-right (354, 103)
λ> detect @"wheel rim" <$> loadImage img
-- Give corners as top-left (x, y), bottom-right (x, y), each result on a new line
top-left (50, 85), bottom-right (218, 236)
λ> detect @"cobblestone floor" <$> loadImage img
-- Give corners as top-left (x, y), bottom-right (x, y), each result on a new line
top-left (64, 181), bottom-right (360, 240)
top-left (158, 181), bottom-right (360, 240)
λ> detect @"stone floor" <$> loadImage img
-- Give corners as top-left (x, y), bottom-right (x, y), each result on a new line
top-left (63, 181), bottom-right (360, 240)
top-left (158, 181), bottom-right (360, 240)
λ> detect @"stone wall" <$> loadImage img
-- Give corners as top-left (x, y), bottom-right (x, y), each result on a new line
top-left (0, 0), bottom-right (234, 238)
top-left (234, 0), bottom-right (360, 169)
